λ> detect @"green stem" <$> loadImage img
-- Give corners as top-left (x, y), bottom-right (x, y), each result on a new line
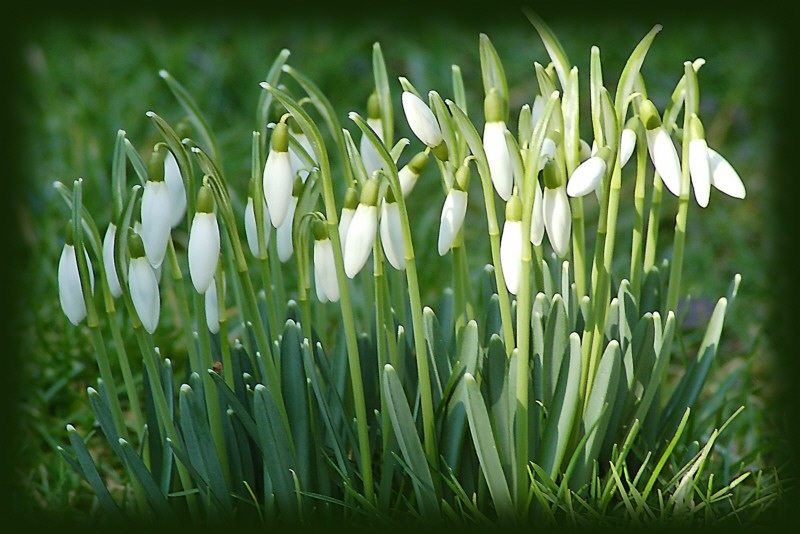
top-left (105, 307), bottom-right (144, 432)
top-left (166, 238), bottom-right (202, 374)
top-left (629, 137), bottom-right (648, 302)
top-left (570, 197), bottom-right (587, 302)
top-left (643, 174), bottom-right (663, 275)
top-left (259, 257), bottom-right (280, 342)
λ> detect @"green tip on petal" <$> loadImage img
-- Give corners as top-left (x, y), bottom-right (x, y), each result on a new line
top-left (505, 193), bottom-right (523, 221)
top-left (128, 230), bottom-right (146, 258)
top-left (689, 114), bottom-right (705, 141)
top-left (312, 218), bottom-right (329, 240)
top-left (484, 89), bottom-right (504, 123)
top-left (639, 99), bottom-right (662, 130)
top-left (384, 185), bottom-right (397, 204)
top-left (542, 158), bottom-right (563, 189)
top-left (431, 141), bottom-right (449, 162)
top-left (196, 182), bottom-right (215, 213)
top-left (271, 122), bottom-right (290, 152)
top-left (343, 187), bottom-right (359, 210)
top-left (360, 178), bottom-right (380, 206)
top-left (367, 91), bottom-right (381, 120)
top-left (147, 144), bottom-right (167, 182)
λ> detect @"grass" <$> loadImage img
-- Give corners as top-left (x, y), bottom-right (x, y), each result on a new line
top-left (6, 9), bottom-right (793, 528)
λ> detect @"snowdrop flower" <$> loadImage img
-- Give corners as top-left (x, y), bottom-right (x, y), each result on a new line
top-left (640, 99), bottom-right (682, 196)
top-left (398, 150), bottom-right (429, 197)
top-left (360, 92), bottom-right (385, 178)
top-left (618, 117), bottom-right (639, 169)
top-left (437, 160), bottom-right (470, 256)
top-left (401, 91), bottom-right (448, 161)
top-left (688, 114), bottom-right (712, 208)
top-left (567, 147), bottom-right (611, 197)
top-left (277, 176), bottom-right (302, 263)
top-left (500, 194), bottom-right (523, 295)
top-left (338, 187), bottom-right (358, 253)
top-left (312, 219), bottom-right (340, 303)
top-left (188, 183), bottom-right (220, 294)
top-left (380, 187), bottom-right (406, 271)
top-left (244, 178), bottom-right (271, 259)
top-left (127, 231), bottom-right (159, 334)
top-left (707, 147), bottom-right (746, 200)
top-left (205, 278), bottom-right (221, 334)
top-left (58, 225), bottom-right (94, 325)
top-left (141, 144), bottom-right (173, 269)
top-left (530, 180), bottom-right (545, 246)
top-left (542, 159), bottom-right (572, 257)
top-left (164, 149), bottom-right (187, 228)
top-left (102, 222), bottom-right (122, 298)
top-left (344, 178), bottom-right (379, 278)
top-left (288, 118), bottom-right (315, 182)
top-left (263, 120), bottom-right (294, 227)
top-left (483, 89), bottom-right (513, 201)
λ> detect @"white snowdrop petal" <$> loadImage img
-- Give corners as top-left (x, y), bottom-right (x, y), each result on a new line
top-left (263, 150), bottom-right (293, 227)
top-left (244, 197), bottom-right (271, 258)
top-left (689, 139), bottom-right (711, 208)
top-left (543, 186), bottom-right (572, 257)
top-left (338, 208), bottom-right (355, 253)
top-left (289, 133), bottom-right (314, 182)
top-left (538, 138), bottom-right (557, 172)
top-left (188, 212), bottom-right (220, 294)
top-left (398, 166), bottom-right (420, 198)
top-left (402, 91), bottom-right (443, 147)
top-left (164, 151), bottom-right (187, 228)
top-left (102, 223), bottom-right (122, 298)
top-left (530, 182), bottom-right (545, 246)
top-left (646, 127), bottom-right (682, 196)
top-left (128, 257), bottom-right (160, 334)
top-left (361, 118), bottom-right (385, 178)
top-left (205, 280), bottom-right (220, 334)
top-left (708, 147), bottom-right (746, 199)
top-left (566, 157), bottom-right (606, 198)
top-left (437, 189), bottom-right (468, 256)
top-left (380, 202), bottom-right (406, 271)
top-left (619, 128), bottom-right (637, 168)
top-left (277, 197), bottom-right (298, 263)
top-left (314, 238), bottom-right (339, 303)
top-left (530, 95), bottom-right (545, 131)
top-left (343, 204), bottom-right (377, 278)
top-left (484, 121), bottom-right (513, 201)
top-left (58, 244), bottom-right (88, 325)
top-left (500, 220), bottom-right (522, 295)
top-left (141, 180), bottom-right (172, 269)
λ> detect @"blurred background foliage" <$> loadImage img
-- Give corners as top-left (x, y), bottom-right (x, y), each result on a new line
top-left (5, 6), bottom-right (792, 525)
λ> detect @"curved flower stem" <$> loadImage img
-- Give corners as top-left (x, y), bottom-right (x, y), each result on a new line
top-left (570, 197), bottom-right (587, 301)
top-left (629, 135), bottom-right (648, 302)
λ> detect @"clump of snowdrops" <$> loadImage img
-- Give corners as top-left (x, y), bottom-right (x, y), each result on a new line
top-left (55, 12), bottom-right (754, 527)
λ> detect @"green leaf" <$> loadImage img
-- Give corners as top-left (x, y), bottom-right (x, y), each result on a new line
top-left (372, 42), bottom-right (394, 147)
top-left (428, 90), bottom-right (458, 168)
top-left (382, 364), bottom-right (439, 519)
top-left (280, 320), bottom-right (312, 491)
top-left (479, 33), bottom-right (509, 120)
top-left (208, 370), bottom-right (259, 448)
top-left (538, 333), bottom-right (582, 479)
top-left (614, 24), bottom-right (662, 123)
top-left (118, 437), bottom-right (177, 523)
top-left (524, 9), bottom-right (572, 91)
top-left (255, 48), bottom-right (291, 151)
top-left (159, 69), bottom-right (220, 165)
top-left (423, 307), bottom-right (451, 407)
top-left (572, 341), bottom-right (621, 488)
top-left (463, 373), bottom-right (515, 524)
top-left (63, 426), bottom-right (125, 521)
top-left (483, 335), bottom-right (513, 482)
top-left (543, 294), bottom-right (569, 406)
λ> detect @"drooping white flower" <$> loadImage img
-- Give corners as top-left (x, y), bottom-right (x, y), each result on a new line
top-left (380, 190), bottom-right (406, 271)
top-left (263, 121), bottom-right (294, 228)
top-left (398, 151), bottom-right (429, 197)
top-left (127, 232), bottom-right (159, 334)
top-left (288, 119), bottom-right (315, 182)
top-left (688, 115), bottom-right (712, 208)
top-left (244, 178), bottom-right (271, 259)
top-left (619, 126), bottom-right (637, 169)
top-left (277, 180), bottom-right (301, 263)
top-left (401, 90), bottom-right (448, 161)
top-left (437, 161), bottom-right (471, 255)
top-left (707, 147), bottom-right (746, 199)
top-left (338, 187), bottom-right (358, 253)
top-left (567, 147), bottom-right (611, 198)
top-left (58, 229), bottom-right (94, 325)
top-left (530, 181), bottom-right (545, 247)
top-left (205, 278), bottom-right (220, 334)
top-left (483, 89), bottom-right (513, 201)
top-left (102, 222), bottom-right (122, 298)
top-left (141, 146), bottom-right (173, 269)
top-left (313, 221), bottom-right (340, 303)
top-left (541, 159), bottom-right (572, 258)
top-left (500, 194), bottom-right (523, 295)
top-left (164, 150), bottom-right (187, 228)
top-left (188, 184), bottom-right (220, 294)
top-left (640, 99), bottom-right (682, 196)
top-left (344, 179), bottom-right (379, 278)
top-left (360, 93), bottom-right (385, 179)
